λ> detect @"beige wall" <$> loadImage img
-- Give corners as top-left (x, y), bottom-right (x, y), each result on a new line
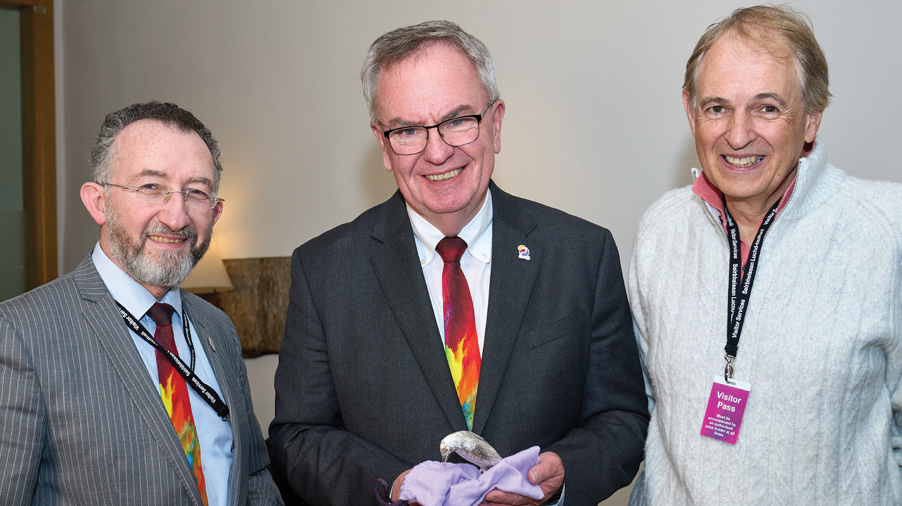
top-left (55, 1), bottom-right (902, 503)
top-left (57, 0), bottom-right (902, 273)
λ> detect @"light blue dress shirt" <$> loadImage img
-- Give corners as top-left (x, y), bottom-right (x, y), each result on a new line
top-left (92, 243), bottom-right (234, 506)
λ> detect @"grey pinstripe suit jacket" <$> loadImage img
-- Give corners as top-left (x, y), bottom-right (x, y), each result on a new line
top-left (0, 256), bottom-right (282, 505)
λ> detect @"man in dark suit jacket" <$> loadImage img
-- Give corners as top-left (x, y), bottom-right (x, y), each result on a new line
top-left (269, 21), bottom-right (648, 506)
top-left (0, 101), bottom-right (282, 505)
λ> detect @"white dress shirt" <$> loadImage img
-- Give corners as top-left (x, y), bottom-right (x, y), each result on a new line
top-left (407, 190), bottom-right (493, 354)
top-left (405, 193), bottom-right (567, 505)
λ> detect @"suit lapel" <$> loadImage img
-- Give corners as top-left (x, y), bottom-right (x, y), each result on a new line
top-left (74, 258), bottom-right (203, 505)
top-left (183, 294), bottom-right (245, 506)
top-left (182, 294), bottom-right (234, 409)
top-left (369, 193), bottom-right (469, 431)
top-left (472, 185), bottom-right (541, 433)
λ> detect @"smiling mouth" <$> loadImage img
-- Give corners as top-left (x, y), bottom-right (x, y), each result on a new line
top-left (425, 168), bottom-right (462, 182)
top-left (147, 235), bottom-right (186, 244)
top-left (724, 155), bottom-right (764, 168)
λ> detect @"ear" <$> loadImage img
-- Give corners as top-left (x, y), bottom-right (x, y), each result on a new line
top-left (371, 123), bottom-right (393, 172)
top-left (490, 99), bottom-right (505, 154)
top-left (682, 90), bottom-right (698, 138)
top-left (81, 182), bottom-right (107, 225)
top-left (211, 199), bottom-right (224, 226)
top-left (803, 110), bottom-right (823, 143)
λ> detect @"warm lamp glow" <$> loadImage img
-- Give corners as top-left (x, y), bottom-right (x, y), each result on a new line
top-left (181, 240), bottom-right (233, 294)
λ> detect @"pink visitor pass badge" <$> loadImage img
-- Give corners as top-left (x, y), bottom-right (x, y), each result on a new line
top-left (700, 376), bottom-right (751, 445)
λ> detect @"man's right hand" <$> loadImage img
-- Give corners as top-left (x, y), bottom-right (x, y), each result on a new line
top-left (391, 469), bottom-right (421, 505)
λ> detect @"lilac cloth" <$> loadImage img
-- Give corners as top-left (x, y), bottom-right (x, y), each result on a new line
top-left (399, 446), bottom-right (544, 506)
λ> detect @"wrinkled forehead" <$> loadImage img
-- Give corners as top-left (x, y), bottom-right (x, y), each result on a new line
top-left (697, 28), bottom-right (802, 90)
top-left (705, 28), bottom-right (798, 77)
top-left (111, 120), bottom-right (216, 182)
top-left (374, 43), bottom-right (487, 124)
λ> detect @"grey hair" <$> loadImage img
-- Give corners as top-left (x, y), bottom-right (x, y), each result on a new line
top-left (684, 5), bottom-right (830, 114)
top-left (361, 20), bottom-right (500, 123)
top-left (89, 101), bottom-right (223, 191)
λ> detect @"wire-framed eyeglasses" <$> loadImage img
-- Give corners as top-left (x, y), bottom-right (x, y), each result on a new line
top-left (103, 183), bottom-right (223, 210)
top-left (382, 102), bottom-right (494, 155)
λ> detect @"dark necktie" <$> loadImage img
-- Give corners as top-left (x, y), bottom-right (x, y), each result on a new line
top-left (435, 237), bottom-right (481, 430)
top-left (147, 302), bottom-right (209, 505)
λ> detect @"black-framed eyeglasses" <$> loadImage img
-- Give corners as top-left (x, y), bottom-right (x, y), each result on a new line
top-left (382, 102), bottom-right (494, 155)
top-left (103, 183), bottom-right (223, 210)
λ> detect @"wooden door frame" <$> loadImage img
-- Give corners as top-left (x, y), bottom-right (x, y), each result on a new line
top-left (3, 0), bottom-right (56, 288)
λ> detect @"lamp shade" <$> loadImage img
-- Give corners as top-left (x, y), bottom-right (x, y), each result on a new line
top-left (180, 242), bottom-right (233, 294)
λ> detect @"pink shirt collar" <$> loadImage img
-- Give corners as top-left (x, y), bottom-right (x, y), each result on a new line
top-left (691, 169), bottom-right (797, 266)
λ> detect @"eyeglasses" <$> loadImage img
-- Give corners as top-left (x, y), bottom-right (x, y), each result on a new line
top-left (382, 102), bottom-right (494, 155)
top-left (103, 183), bottom-right (224, 210)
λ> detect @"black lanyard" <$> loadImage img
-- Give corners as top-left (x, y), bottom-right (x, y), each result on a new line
top-left (116, 302), bottom-right (230, 421)
top-left (722, 196), bottom-right (781, 383)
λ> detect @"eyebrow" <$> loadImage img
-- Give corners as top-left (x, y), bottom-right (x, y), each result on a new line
top-left (383, 104), bottom-right (476, 128)
top-left (135, 169), bottom-right (166, 178)
top-left (752, 92), bottom-right (789, 107)
top-left (698, 92), bottom-right (789, 109)
top-left (131, 169), bottom-right (214, 188)
top-left (188, 177), bottom-right (215, 188)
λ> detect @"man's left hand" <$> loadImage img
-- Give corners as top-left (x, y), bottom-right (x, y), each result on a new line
top-left (480, 451), bottom-right (564, 505)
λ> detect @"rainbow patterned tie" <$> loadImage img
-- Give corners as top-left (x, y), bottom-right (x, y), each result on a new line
top-left (147, 303), bottom-right (208, 506)
top-left (436, 237), bottom-right (481, 430)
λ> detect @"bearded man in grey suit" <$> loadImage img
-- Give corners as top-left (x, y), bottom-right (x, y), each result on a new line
top-left (268, 21), bottom-right (648, 506)
top-left (0, 101), bottom-right (282, 505)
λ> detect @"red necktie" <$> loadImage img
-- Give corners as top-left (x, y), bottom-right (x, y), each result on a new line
top-left (436, 237), bottom-right (481, 430)
top-left (147, 303), bottom-right (209, 506)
